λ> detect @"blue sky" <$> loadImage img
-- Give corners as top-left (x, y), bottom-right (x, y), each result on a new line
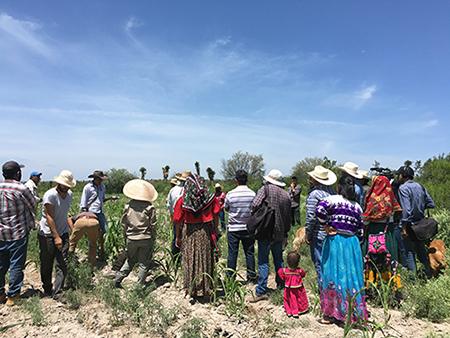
top-left (0, 0), bottom-right (449, 180)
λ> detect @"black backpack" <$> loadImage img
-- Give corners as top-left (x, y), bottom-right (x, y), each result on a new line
top-left (247, 184), bottom-right (275, 240)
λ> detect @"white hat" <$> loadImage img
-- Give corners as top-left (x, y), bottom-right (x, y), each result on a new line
top-left (307, 166), bottom-right (337, 186)
top-left (175, 171), bottom-right (191, 182)
top-left (123, 179), bottom-right (158, 202)
top-left (54, 170), bottom-right (76, 188)
top-left (214, 183), bottom-right (222, 189)
top-left (339, 162), bottom-right (364, 179)
top-left (358, 169), bottom-right (369, 179)
top-left (263, 169), bottom-right (286, 187)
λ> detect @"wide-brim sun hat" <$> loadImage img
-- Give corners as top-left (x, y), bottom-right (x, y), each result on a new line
top-left (263, 169), bottom-right (286, 187)
top-left (170, 178), bottom-right (179, 185)
top-left (307, 165), bottom-right (337, 186)
top-left (358, 169), bottom-right (369, 179)
top-left (175, 170), bottom-right (192, 182)
top-left (339, 162), bottom-right (364, 179)
top-left (214, 183), bottom-right (222, 188)
top-left (123, 179), bottom-right (158, 203)
top-left (54, 170), bottom-right (76, 188)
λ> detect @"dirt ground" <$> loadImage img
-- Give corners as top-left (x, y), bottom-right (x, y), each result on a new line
top-left (1, 262), bottom-right (449, 338)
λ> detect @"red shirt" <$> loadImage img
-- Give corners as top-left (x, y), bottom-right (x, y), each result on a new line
top-left (277, 268), bottom-right (306, 288)
top-left (173, 196), bottom-right (220, 224)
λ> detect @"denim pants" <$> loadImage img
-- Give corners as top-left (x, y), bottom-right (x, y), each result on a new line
top-left (402, 236), bottom-right (432, 278)
top-left (38, 233), bottom-right (70, 296)
top-left (226, 230), bottom-right (256, 281)
top-left (309, 236), bottom-right (324, 285)
top-left (256, 239), bottom-right (283, 296)
top-left (95, 212), bottom-right (108, 233)
top-left (0, 236), bottom-right (28, 297)
top-left (171, 223), bottom-right (180, 257)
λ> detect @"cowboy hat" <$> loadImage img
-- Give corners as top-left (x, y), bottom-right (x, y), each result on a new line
top-left (264, 169), bottom-right (286, 187)
top-left (54, 170), bottom-right (76, 188)
top-left (175, 171), bottom-right (192, 182)
top-left (123, 179), bottom-right (158, 203)
top-left (307, 165), bottom-right (337, 186)
top-left (339, 162), bottom-right (364, 179)
top-left (88, 170), bottom-right (108, 180)
top-left (358, 169), bottom-right (369, 179)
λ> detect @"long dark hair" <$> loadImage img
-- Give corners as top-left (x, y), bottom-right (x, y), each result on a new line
top-left (338, 175), bottom-right (356, 202)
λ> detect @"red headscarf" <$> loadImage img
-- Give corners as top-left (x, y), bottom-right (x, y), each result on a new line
top-left (363, 176), bottom-right (402, 222)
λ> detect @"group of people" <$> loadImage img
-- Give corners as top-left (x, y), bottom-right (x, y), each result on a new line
top-left (0, 158), bottom-right (436, 327)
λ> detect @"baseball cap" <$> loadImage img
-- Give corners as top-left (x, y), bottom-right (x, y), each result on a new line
top-left (2, 160), bottom-right (24, 175)
top-left (30, 171), bottom-right (42, 178)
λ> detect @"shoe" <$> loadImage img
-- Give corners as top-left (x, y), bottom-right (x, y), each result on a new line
top-left (249, 294), bottom-right (269, 303)
top-left (114, 281), bottom-right (123, 289)
top-left (6, 294), bottom-right (20, 306)
top-left (293, 314), bottom-right (299, 319)
top-left (0, 293), bottom-right (6, 304)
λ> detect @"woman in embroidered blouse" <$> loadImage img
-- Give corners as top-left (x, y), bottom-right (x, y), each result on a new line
top-left (315, 175), bottom-right (368, 324)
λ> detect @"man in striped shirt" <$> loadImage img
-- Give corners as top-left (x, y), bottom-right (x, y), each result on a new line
top-left (224, 169), bottom-right (256, 283)
top-left (0, 161), bottom-right (36, 306)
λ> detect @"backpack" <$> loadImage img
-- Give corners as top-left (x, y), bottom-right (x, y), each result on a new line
top-left (247, 185), bottom-right (275, 240)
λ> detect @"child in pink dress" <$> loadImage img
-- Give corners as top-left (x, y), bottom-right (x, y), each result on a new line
top-left (277, 251), bottom-right (309, 318)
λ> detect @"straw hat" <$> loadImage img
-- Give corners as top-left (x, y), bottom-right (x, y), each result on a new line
top-left (214, 183), bottom-right (222, 189)
top-left (263, 169), bottom-right (286, 187)
top-left (123, 179), bottom-right (158, 202)
top-left (307, 166), bottom-right (337, 186)
top-left (175, 171), bottom-right (191, 182)
top-left (358, 169), bottom-right (369, 179)
top-left (339, 162), bottom-right (363, 179)
top-left (54, 170), bottom-right (76, 188)
top-left (170, 178), bottom-right (179, 185)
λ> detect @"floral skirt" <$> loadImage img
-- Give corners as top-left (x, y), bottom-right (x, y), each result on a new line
top-left (182, 222), bottom-right (214, 297)
top-left (320, 234), bottom-right (368, 323)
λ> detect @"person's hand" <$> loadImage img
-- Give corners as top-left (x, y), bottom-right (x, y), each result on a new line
top-left (175, 237), bottom-right (182, 248)
top-left (325, 226), bottom-right (337, 236)
top-left (54, 235), bottom-right (63, 250)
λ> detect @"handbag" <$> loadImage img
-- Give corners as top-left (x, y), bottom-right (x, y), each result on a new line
top-left (367, 224), bottom-right (388, 255)
top-left (408, 185), bottom-right (438, 241)
top-left (247, 184), bottom-right (275, 240)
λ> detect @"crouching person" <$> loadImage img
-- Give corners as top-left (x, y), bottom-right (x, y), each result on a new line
top-left (69, 212), bottom-right (99, 267)
top-left (115, 179), bottom-right (158, 287)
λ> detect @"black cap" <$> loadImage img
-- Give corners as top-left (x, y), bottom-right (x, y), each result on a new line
top-left (2, 160), bottom-right (24, 175)
top-left (397, 166), bottom-right (414, 179)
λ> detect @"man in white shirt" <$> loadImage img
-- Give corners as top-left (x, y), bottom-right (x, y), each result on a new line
top-left (224, 169), bottom-right (256, 283)
top-left (24, 171), bottom-right (42, 203)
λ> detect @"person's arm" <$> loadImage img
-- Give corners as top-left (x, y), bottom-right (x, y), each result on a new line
top-left (67, 217), bottom-right (74, 232)
top-left (173, 198), bottom-right (184, 248)
top-left (398, 187), bottom-right (412, 228)
top-left (224, 194), bottom-right (230, 212)
top-left (300, 269), bottom-right (306, 278)
top-left (251, 187), bottom-right (265, 211)
top-left (424, 189), bottom-right (435, 210)
top-left (305, 193), bottom-right (317, 242)
top-left (44, 203), bottom-right (63, 249)
top-left (277, 268), bottom-right (285, 281)
top-left (80, 186), bottom-right (89, 211)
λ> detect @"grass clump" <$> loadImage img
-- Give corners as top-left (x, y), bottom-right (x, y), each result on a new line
top-left (180, 317), bottom-right (207, 338)
top-left (22, 296), bottom-right (46, 326)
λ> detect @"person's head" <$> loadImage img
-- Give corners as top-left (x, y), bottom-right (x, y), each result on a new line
top-left (397, 166), bottom-right (414, 184)
top-left (2, 160), bottom-right (23, 181)
top-left (88, 170), bottom-right (107, 186)
top-left (215, 183), bottom-right (222, 193)
top-left (235, 169), bottom-right (248, 186)
top-left (54, 170), bottom-right (76, 197)
top-left (337, 175), bottom-right (356, 202)
top-left (30, 171), bottom-right (42, 184)
top-left (286, 251), bottom-right (300, 269)
top-left (56, 183), bottom-right (70, 196)
top-left (291, 176), bottom-right (298, 186)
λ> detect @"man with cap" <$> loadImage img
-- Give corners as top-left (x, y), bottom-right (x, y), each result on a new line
top-left (288, 176), bottom-right (302, 228)
top-left (25, 171), bottom-right (42, 203)
top-left (38, 170), bottom-right (76, 299)
top-left (396, 165), bottom-right (435, 278)
top-left (305, 166), bottom-right (336, 284)
top-left (80, 170), bottom-right (116, 261)
top-left (250, 169), bottom-right (291, 302)
top-left (215, 183), bottom-right (226, 231)
top-left (0, 161), bottom-right (36, 306)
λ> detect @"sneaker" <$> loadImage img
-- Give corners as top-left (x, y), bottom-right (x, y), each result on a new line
top-left (0, 293), bottom-right (6, 304)
top-left (6, 294), bottom-right (20, 306)
top-left (249, 294), bottom-right (269, 303)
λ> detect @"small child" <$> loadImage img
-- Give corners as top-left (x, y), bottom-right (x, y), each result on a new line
top-left (277, 251), bottom-right (309, 318)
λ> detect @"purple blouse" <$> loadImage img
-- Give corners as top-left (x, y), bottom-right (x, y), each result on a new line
top-left (315, 195), bottom-right (363, 237)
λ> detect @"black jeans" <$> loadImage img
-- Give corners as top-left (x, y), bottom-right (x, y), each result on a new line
top-left (227, 230), bottom-right (256, 281)
top-left (38, 233), bottom-right (69, 297)
top-left (291, 206), bottom-right (300, 227)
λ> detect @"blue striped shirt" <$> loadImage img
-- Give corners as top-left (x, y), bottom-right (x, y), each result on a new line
top-left (224, 185), bottom-right (255, 232)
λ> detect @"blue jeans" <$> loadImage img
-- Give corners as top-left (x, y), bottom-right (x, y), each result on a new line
top-left (219, 211), bottom-right (226, 231)
top-left (227, 230), bottom-right (256, 281)
top-left (0, 236), bottom-right (28, 297)
top-left (256, 239), bottom-right (283, 296)
top-left (309, 236), bottom-right (324, 284)
top-left (96, 212), bottom-right (107, 233)
top-left (403, 235), bottom-right (432, 278)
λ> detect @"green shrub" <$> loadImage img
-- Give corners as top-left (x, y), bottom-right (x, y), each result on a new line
top-left (434, 208), bottom-right (450, 247)
top-left (180, 317), bottom-right (207, 338)
top-left (22, 296), bottom-right (46, 326)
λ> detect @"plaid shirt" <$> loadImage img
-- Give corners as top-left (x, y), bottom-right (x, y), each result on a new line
top-left (252, 183), bottom-right (291, 241)
top-left (0, 180), bottom-right (36, 241)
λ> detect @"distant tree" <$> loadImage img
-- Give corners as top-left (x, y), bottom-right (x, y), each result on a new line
top-left (221, 151), bottom-right (265, 180)
top-left (418, 153), bottom-right (450, 209)
top-left (414, 160), bottom-right (423, 177)
top-left (139, 167), bottom-right (147, 180)
top-left (404, 160), bottom-right (413, 167)
top-left (194, 161), bottom-right (200, 176)
top-left (105, 168), bottom-right (137, 193)
top-left (372, 160), bottom-right (381, 168)
top-left (162, 165), bottom-right (170, 180)
top-left (291, 156), bottom-right (339, 184)
top-left (206, 167), bottom-right (216, 181)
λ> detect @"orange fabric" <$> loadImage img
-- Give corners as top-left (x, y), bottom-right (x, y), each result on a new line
top-left (173, 196), bottom-right (220, 224)
top-left (363, 176), bottom-right (402, 222)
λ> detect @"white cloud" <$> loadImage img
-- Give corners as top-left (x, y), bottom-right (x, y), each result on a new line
top-left (0, 12), bottom-right (53, 58)
top-left (124, 16), bottom-right (142, 34)
top-left (424, 119), bottom-right (439, 128)
top-left (323, 84), bottom-right (377, 110)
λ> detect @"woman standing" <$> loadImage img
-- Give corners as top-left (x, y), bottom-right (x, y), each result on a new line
top-left (174, 174), bottom-right (220, 301)
top-left (363, 175), bottom-right (402, 289)
top-left (316, 176), bottom-right (368, 324)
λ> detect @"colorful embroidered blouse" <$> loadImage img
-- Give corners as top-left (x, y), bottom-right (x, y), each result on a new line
top-left (315, 195), bottom-right (364, 237)
top-left (173, 196), bottom-right (220, 224)
top-left (277, 268), bottom-right (306, 288)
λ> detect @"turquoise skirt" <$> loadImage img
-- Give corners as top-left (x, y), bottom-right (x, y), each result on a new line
top-left (320, 234), bottom-right (368, 322)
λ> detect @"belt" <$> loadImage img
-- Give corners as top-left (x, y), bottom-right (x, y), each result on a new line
top-left (78, 215), bottom-right (98, 220)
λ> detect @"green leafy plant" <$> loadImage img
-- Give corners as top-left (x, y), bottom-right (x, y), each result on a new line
top-left (180, 317), bottom-right (207, 338)
top-left (22, 296), bottom-right (46, 326)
